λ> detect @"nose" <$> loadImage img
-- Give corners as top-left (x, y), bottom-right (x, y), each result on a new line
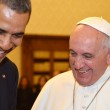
top-left (0, 34), bottom-right (13, 50)
top-left (73, 56), bottom-right (85, 69)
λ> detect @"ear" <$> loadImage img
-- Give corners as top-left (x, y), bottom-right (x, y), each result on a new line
top-left (107, 51), bottom-right (110, 65)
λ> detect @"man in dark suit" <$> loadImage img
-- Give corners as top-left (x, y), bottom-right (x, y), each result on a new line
top-left (0, 0), bottom-right (31, 110)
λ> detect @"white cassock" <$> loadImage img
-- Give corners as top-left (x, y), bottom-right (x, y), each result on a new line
top-left (31, 67), bottom-right (110, 110)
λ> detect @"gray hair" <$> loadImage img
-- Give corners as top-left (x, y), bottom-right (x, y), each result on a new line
top-left (102, 34), bottom-right (110, 50)
top-left (0, 0), bottom-right (31, 14)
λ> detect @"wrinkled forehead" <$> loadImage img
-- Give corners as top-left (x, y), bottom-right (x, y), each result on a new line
top-left (70, 24), bottom-right (108, 50)
top-left (71, 24), bottom-right (106, 39)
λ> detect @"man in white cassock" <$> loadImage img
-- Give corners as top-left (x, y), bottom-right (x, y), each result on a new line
top-left (31, 17), bottom-right (110, 110)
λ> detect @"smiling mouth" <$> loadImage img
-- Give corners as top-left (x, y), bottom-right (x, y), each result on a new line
top-left (0, 51), bottom-right (4, 54)
top-left (79, 70), bottom-right (87, 73)
top-left (0, 48), bottom-right (13, 55)
top-left (76, 69), bottom-right (90, 74)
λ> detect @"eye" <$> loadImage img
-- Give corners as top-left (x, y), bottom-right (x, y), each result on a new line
top-left (70, 50), bottom-right (77, 57)
top-left (0, 29), bottom-right (6, 35)
top-left (12, 34), bottom-right (23, 39)
top-left (12, 33), bottom-right (24, 39)
top-left (83, 53), bottom-right (94, 59)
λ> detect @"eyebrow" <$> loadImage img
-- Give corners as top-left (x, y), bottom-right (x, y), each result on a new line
top-left (12, 32), bottom-right (24, 36)
top-left (0, 28), bottom-right (24, 36)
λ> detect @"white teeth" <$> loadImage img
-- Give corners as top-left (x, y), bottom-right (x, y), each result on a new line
top-left (0, 51), bottom-right (4, 54)
top-left (78, 70), bottom-right (87, 73)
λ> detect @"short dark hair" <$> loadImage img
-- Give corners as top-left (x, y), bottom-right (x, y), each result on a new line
top-left (0, 0), bottom-right (31, 14)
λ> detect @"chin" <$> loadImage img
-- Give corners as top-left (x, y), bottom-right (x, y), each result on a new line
top-left (77, 79), bottom-right (92, 87)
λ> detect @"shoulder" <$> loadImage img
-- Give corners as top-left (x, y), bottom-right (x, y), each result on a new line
top-left (0, 57), bottom-right (18, 81)
top-left (35, 70), bottom-right (75, 107)
top-left (50, 70), bottom-right (74, 82)
top-left (1, 57), bottom-right (17, 68)
top-left (0, 57), bottom-right (18, 73)
top-left (43, 70), bottom-right (75, 90)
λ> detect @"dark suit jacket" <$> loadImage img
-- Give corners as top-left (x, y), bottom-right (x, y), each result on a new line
top-left (0, 57), bottom-right (18, 110)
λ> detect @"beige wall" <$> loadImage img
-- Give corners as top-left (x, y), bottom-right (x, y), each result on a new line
top-left (7, 0), bottom-right (110, 76)
top-left (26, 0), bottom-right (110, 35)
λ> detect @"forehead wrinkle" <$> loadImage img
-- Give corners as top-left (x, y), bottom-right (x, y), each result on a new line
top-left (70, 25), bottom-right (107, 55)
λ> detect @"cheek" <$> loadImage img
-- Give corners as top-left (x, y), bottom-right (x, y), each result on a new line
top-left (95, 55), bottom-right (108, 69)
top-left (12, 38), bottom-right (23, 46)
top-left (69, 56), bottom-right (74, 67)
top-left (89, 57), bottom-right (107, 79)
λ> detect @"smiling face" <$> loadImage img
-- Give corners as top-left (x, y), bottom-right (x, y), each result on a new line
top-left (69, 25), bottom-right (110, 86)
top-left (0, 4), bottom-right (30, 61)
